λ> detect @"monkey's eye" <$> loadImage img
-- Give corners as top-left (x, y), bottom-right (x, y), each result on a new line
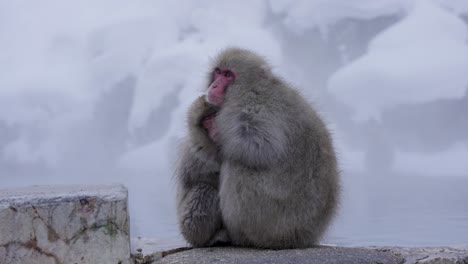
top-left (224, 71), bottom-right (232, 78)
top-left (215, 68), bottom-right (221, 74)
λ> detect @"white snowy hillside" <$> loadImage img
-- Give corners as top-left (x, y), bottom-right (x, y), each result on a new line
top-left (328, 0), bottom-right (468, 121)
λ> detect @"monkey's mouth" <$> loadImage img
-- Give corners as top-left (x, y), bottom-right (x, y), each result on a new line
top-left (201, 111), bottom-right (217, 126)
top-left (201, 114), bottom-right (215, 129)
top-left (201, 112), bottom-right (219, 141)
top-left (200, 95), bottom-right (221, 135)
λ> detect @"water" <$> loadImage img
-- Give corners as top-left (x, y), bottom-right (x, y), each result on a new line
top-left (138, 170), bottom-right (468, 250)
top-left (329, 171), bottom-right (468, 246)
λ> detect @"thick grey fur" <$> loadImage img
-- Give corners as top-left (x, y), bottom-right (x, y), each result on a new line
top-left (175, 97), bottom-right (228, 247)
top-left (176, 47), bottom-right (340, 249)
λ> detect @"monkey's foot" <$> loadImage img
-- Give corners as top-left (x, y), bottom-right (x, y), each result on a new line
top-left (208, 229), bottom-right (231, 247)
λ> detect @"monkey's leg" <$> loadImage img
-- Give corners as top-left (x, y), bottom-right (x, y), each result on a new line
top-left (179, 183), bottom-right (223, 247)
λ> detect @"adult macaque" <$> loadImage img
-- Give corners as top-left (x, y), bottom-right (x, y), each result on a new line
top-left (176, 47), bottom-right (340, 249)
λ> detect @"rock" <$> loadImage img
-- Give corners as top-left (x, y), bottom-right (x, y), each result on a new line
top-left (0, 184), bottom-right (131, 264)
top-left (373, 246), bottom-right (468, 264)
top-left (134, 242), bottom-right (468, 264)
top-left (153, 246), bottom-right (404, 264)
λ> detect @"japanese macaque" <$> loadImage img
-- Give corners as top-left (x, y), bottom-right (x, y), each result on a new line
top-left (176, 47), bottom-right (340, 249)
top-left (175, 97), bottom-right (227, 247)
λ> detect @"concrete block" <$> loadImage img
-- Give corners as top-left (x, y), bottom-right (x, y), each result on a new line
top-left (0, 184), bottom-right (130, 264)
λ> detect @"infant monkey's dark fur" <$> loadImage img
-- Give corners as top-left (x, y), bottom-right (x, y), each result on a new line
top-left (176, 47), bottom-right (340, 249)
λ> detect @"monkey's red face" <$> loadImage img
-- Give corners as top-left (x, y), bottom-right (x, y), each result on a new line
top-left (206, 67), bottom-right (236, 106)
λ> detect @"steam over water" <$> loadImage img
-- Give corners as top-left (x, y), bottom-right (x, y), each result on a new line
top-left (1, 0), bottom-right (468, 247)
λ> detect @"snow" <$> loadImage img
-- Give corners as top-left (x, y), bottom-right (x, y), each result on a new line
top-left (328, 0), bottom-right (468, 121)
top-left (0, 0), bottom-right (281, 166)
top-left (270, 0), bottom-right (408, 35)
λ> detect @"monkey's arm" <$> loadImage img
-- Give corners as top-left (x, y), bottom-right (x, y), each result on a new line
top-left (218, 104), bottom-right (288, 169)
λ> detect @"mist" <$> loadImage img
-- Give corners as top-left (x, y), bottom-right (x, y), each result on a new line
top-left (1, 0), bottom-right (467, 247)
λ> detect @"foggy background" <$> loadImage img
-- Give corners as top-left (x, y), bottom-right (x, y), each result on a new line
top-left (1, 0), bottom-right (467, 247)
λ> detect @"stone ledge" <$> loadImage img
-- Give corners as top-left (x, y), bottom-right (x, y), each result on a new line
top-left (131, 242), bottom-right (468, 264)
top-left (0, 184), bottom-right (127, 207)
top-left (373, 246), bottom-right (468, 264)
top-left (0, 184), bottom-right (131, 264)
top-left (143, 246), bottom-right (404, 264)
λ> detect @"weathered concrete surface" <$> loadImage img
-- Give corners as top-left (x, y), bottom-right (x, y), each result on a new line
top-left (0, 184), bottom-right (130, 264)
top-left (131, 240), bottom-right (468, 264)
top-left (150, 246), bottom-right (404, 264)
top-left (374, 246), bottom-right (468, 264)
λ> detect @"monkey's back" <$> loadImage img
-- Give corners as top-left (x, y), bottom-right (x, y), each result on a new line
top-left (219, 87), bottom-right (340, 249)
